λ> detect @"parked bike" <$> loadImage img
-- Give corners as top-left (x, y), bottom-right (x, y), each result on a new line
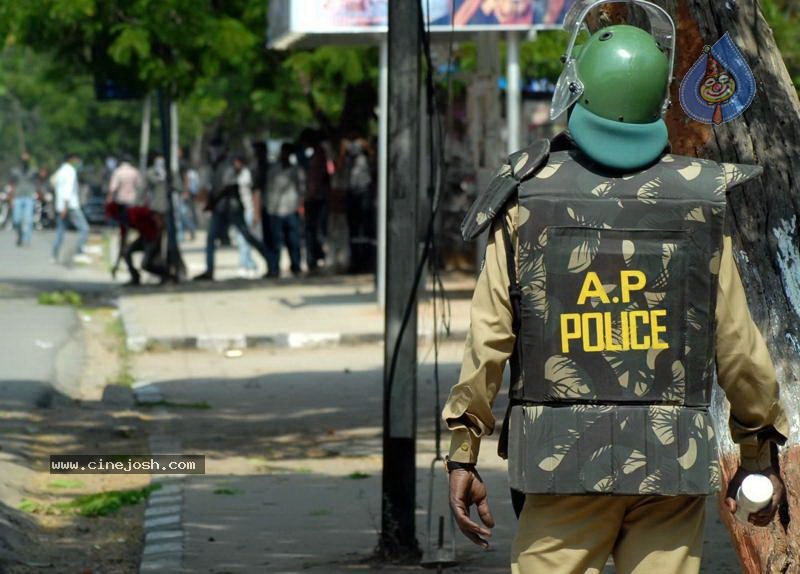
top-left (0, 184), bottom-right (11, 229)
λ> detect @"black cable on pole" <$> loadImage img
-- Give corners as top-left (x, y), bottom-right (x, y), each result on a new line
top-left (384, 0), bottom-right (455, 449)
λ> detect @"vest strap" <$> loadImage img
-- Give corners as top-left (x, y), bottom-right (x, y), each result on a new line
top-left (498, 209), bottom-right (522, 459)
top-left (499, 216), bottom-right (521, 334)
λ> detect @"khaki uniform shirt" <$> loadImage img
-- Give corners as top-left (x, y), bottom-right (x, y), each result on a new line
top-left (443, 204), bottom-right (788, 472)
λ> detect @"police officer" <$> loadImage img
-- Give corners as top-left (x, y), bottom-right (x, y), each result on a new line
top-left (442, 2), bottom-right (789, 572)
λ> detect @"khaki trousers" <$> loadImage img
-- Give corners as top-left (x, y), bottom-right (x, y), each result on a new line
top-left (511, 494), bottom-right (705, 574)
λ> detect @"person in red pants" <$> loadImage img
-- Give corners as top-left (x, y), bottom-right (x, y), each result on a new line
top-left (106, 202), bottom-right (173, 285)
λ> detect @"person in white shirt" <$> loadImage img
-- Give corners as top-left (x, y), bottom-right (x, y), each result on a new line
top-left (233, 156), bottom-right (258, 278)
top-left (50, 153), bottom-right (90, 263)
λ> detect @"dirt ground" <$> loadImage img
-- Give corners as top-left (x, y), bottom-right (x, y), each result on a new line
top-left (0, 307), bottom-right (153, 574)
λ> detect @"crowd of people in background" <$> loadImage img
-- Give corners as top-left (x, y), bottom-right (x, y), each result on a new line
top-left (4, 128), bottom-right (378, 285)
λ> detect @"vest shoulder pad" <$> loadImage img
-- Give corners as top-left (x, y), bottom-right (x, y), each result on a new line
top-left (460, 139), bottom-right (550, 241)
top-left (721, 162), bottom-right (763, 192)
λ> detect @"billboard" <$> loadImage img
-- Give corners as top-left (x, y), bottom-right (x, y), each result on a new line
top-left (270, 0), bottom-right (575, 46)
top-left (430, 0), bottom-right (574, 28)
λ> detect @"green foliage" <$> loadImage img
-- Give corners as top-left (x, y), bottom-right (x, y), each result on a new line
top-left (20, 483), bottom-right (160, 517)
top-left (2, 0), bottom-right (385, 147)
top-left (37, 290), bottom-right (83, 307)
top-left (0, 47), bottom-right (142, 168)
top-left (68, 484), bottom-right (159, 516)
top-left (762, 0), bottom-right (800, 88)
top-left (518, 31), bottom-right (571, 83)
top-left (213, 487), bottom-right (242, 495)
top-left (48, 479), bottom-right (86, 490)
top-left (4, 0), bottom-right (263, 98)
top-left (346, 471), bottom-right (370, 480)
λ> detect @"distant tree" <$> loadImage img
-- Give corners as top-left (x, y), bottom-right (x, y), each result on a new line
top-left (762, 0), bottom-right (800, 88)
top-left (0, 46), bottom-right (140, 169)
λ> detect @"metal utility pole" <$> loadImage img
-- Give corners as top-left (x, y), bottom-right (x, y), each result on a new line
top-left (139, 94), bottom-right (152, 174)
top-left (157, 89), bottom-right (184, 281)
top-left (380, 0), bottom-right (421, 561)
top-left (377, 37), bottom-right (389, 308)
top-left (506, 30), bottom-right (521, 154)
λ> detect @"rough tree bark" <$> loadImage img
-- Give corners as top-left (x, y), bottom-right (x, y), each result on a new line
top-left (658, 1), bottom-right (800, 572)
top-left (597, 1), bottom-right (799, 571)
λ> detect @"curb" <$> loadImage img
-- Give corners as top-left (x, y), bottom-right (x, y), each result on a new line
top-left (124, 329), bottom-right (468, 353)
top-left (136, 383), bottom-right (186, 573)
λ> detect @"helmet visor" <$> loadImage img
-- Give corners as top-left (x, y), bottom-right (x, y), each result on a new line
top-left (550, 59), bottom-right (584, 120)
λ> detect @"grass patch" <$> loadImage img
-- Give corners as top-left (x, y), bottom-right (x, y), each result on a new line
top-left (48, 479), bottom-right (85, 490)
top-left (346, 472), bottom-right (370, 480)
top-left (105, 315), bottom-right (134, 387)
top-left (111, 371), bottom-right (136, 387)
top-left (263, 465), bottom-right (313, 474)
top-left (37, 290), bottom-right (82, 307)
top-left (137, 400), bottom-right (211, 410)
top-left (102, 232), bottom-right (113, 273)
top-left (309, 509), bottom-right (332, 517)
top-left (106, 315), bottom-right (126, 341)
top-left (19, 499), bottom-right (47, 514)
top-left (213, 487), bottom-right (242, 496)
top-left (20, 484), bottom-right (161, 517)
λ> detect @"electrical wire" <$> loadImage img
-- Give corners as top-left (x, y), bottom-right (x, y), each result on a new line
top-left (383, 0), bottom-right (456, 445)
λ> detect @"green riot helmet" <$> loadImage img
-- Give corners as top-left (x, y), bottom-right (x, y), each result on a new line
top-left (575, 25), bottom-right (669, 123)
top-left (551, 0), bottom-right (676, 121)
top-left (550, 0), bottom-right (676, 170)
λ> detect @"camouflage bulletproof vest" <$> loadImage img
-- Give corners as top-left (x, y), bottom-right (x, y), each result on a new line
top-left (505, 150), bottom-right (729, 496)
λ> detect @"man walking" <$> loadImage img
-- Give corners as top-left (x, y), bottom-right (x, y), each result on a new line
top-left (264, 143), bottom-right (305, 278)
top-left (232, 155), bottom-right (258, 278)
top-left (9, 152), bottom-right (38, 247)
top-left (194, 145), bottom-right (273, 281)
top-left (51, 153), bottom-right (90, 264)
top-left (443, 4), bottom-right (788, 573)
top-left (107, 155), bottom-right (143, 208)
top-left (300, 129), bottom-right (330, 273)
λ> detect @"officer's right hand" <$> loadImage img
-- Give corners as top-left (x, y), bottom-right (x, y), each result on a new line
top-left (448, 467), bottom-right (494, 548)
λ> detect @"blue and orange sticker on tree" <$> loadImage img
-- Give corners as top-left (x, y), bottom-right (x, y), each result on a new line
top-left (680, 32), bottom-right (756, 125)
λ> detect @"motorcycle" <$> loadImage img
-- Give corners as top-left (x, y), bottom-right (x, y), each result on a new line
top-left (0, 184), bottom-right (10, 229)
top-left (34, 188), bottom-right (55, 230)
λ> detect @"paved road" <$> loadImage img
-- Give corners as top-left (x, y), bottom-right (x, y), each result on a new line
top-left (133, 342), bottom-right (740, 573)
top-left (0, 229), bottom-right (112, 408)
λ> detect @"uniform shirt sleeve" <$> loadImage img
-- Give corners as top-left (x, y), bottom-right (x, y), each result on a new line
top-left (442, 205), bottom-right (517, 463)
top-left (715, 235), bottom-right (789, 470)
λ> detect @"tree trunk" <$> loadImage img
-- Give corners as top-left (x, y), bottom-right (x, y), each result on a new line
top-left (581, 2), bottom-right (798, 570)
top-left (9, 95), bottom-right (27, 155)
top-left (658, 1), bottom-right (800, 572)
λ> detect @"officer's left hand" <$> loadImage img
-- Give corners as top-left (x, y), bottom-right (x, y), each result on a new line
top-left (724, 466), bottom-right (785, 527)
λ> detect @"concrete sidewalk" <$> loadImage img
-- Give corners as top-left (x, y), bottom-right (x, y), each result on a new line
top-left (120, 278), bottom-right (472, 352)
top-left (132, 342), bottom-right (516, 573)
top-left (118, 230), bottom-right (475, 352)
top-left (130, 342), bottom-right (739, 574)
